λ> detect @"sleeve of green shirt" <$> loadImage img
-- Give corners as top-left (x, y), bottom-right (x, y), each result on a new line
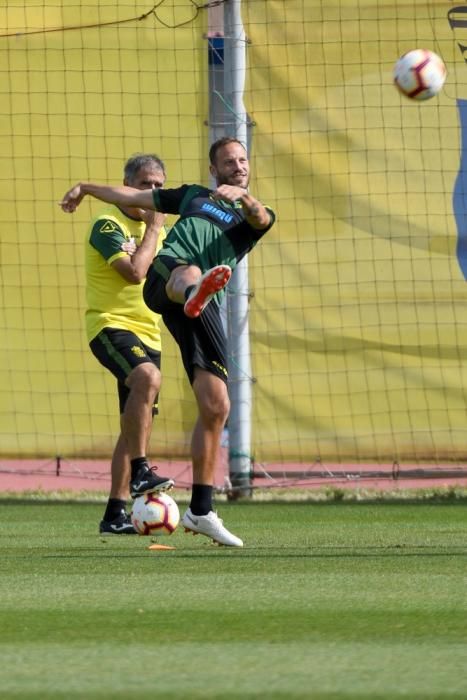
top-left (89, 218), bottom-right (127, 262)
top-left (152, 184), bottom-right (196, 215)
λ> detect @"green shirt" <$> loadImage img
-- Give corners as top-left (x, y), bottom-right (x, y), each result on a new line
top-left (152, 184), bottom-right (275, 273)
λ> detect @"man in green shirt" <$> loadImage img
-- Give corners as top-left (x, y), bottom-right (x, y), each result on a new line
top-left (61, 138), bottom-right (275, 546)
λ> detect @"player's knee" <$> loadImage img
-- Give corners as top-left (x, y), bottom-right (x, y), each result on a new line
top-left (166, 264), bottom-right (201, 302)
top-left (200, 391), bottom-right (230, 426)
top-left (127, 363), bottom-right (161, 394)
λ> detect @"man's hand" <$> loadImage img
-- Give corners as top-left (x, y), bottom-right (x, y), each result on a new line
top-left (211, 186), bottom-right (271, 229)
top-left (113, 210), bottom-right (167, 283)
top-left (139, 210), bottom-right (167, 229)
top-left (239, 193), bottom-right (272, 230)
top-left (211, 185), bottom-right (248, 203)
top-left (60, 183), bottom-right (85, 213)
top-left (60, 183), bottom-right (155, 212)
top-left (121, 237), bottom-right (137, 256)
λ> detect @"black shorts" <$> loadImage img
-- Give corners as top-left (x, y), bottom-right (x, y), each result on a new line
top-left (144, 263), bottom-right (228, 385)
top-left (89, 328), bottom-right (161, 415)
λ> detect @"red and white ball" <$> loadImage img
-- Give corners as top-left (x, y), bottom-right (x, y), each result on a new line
top-left (131, 492), bottom-right (180, 536)
top-left (393, 49), bottom-right (446, 101)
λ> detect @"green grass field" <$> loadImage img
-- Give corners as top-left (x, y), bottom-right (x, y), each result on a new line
top-left (1, 500), bottom-right (466, 699)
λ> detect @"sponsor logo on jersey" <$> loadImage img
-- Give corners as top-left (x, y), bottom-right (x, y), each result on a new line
top-left (201, 202), bottom-right (234, 223)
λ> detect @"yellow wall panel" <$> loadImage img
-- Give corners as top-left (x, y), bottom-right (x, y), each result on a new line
top-left (243, 0), bottom-right (467, 462)
top-left (0, 2), bottom-right (206, 457)
top-left (2, 0), bottom-right (467, 467)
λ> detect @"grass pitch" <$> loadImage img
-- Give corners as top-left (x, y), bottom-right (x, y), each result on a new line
top-left (0, 500), bottom-right (466, 699)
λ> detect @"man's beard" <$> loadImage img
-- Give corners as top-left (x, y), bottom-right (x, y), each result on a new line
top-left (219, 173), bottom-right (249, 187)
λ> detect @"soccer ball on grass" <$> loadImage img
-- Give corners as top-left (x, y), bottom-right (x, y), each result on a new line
top-left (131, 492), bottom-right (180, 536)
top-left (393, 49), bottom-right (446, 100)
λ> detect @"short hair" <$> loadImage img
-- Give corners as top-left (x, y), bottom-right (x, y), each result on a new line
top-left (124, 153), bottom-right (166, 183)
top-left (209, 137), bottom-right (247, 165)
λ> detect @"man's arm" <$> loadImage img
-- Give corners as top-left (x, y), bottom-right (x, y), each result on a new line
top-left (239, 192), bottom-right (272, 230)
top-left (211, 185), bottom-right (272, 230)
top-left (111, 211), bottom-right (166, 284)
top-left (61, 183), bottom-right (156, 213)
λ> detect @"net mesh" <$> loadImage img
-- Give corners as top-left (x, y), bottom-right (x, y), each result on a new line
top-left (1, 0), bottom-right (467, 492)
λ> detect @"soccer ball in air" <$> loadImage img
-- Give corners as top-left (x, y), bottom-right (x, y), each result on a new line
top-left (131, 492), bottom-right (180, 536)
top-left (393, 49), bottom-right (446, 100)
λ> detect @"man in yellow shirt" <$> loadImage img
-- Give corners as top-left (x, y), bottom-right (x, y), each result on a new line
top-left (85, 154), bottom-right (173, 534)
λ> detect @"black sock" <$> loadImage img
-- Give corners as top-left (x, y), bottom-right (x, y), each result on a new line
top-left (103, 498), bottom-right (127, 522)
top-left (184, 284), bottom-right (195, 301)
top-left (131, 457), bottom-right (149, 481)
top-left (190, 484), bottom-right (213, 515)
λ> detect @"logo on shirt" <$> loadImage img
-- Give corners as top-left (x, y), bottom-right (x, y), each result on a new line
top-left (212, 360), bottom-right (228, 377)
top-left (131, 346), bottom-right (145, 358)
top-left (201, 202), bottom-right (234, 224)
top-left (99, 220), bottom-right (119, 233)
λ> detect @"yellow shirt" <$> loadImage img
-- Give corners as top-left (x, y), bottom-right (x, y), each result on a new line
top-left (85, 204), bottom-right (166, 350)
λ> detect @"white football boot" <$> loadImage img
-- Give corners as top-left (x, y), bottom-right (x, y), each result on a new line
top-left (182, 508), bottom-right (243, 547)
